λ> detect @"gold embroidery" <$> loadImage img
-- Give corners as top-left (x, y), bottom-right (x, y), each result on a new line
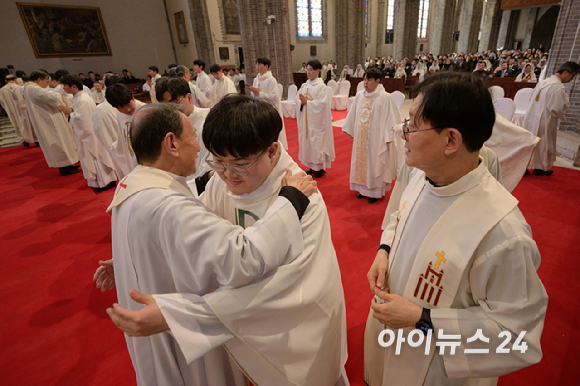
top-left (413, 251), bottom-right (447, 306)
top-left (125, 122), bottom-right (135, 156)
top-left (353, 97), bottom-right (375, 186)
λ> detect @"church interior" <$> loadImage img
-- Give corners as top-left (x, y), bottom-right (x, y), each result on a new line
top-left (1, 0), bottom-right (579, 384)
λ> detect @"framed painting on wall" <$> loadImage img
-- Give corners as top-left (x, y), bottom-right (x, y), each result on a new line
top-left (17, 3), bottom-right (112, 58)
top-left (174, 11), bottom-right (189, 44)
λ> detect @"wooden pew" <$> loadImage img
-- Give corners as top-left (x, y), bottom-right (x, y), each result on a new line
top-left (487, 77), bottom-right (536, 99)
top-left (346, 76), bottom-right (405, 96)
top-left (126, 82), bottom-right (151, 103)
top-left (293, 72), bottom-right (307, 90)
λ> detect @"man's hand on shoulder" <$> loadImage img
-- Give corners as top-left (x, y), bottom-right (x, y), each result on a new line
top-left (107, 289), bottom-right (169, 337)
top-left (281, 169), bottom-right (317, 197)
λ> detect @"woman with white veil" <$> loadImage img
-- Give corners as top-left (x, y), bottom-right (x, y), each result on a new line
top-left (354, 64), bottom-right (365, 77)
top-left (412, 61), bottom-right (426, 82)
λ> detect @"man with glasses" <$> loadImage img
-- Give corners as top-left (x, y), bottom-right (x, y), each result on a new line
top-left (99, 102), bottom-right (317, 386)
top-left (155, 77), bottom-right (212, 185)
top-left (342, 68), bottom-right (401, 203)
top-left (103, 94), bottom-right (349, 386)
top-left (364, 72), bottom-right (547, 385)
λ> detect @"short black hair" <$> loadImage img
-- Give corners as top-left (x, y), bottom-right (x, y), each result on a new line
top-left (168, 63), bottom-right (178, 69)
top-left (122, 69), bottom-right (128, 73)
top-left (54, 69), bottom-right (70, 81)
top-left (131, 103), bottom-right (184, 164)
top-left (105, 83), bottom-right (133, 108)
top-left (175, 65), bottom-right (190, 78)
top-left (557, 61), bottom-right (580, 74)
top-left (256, 57), bottom-right (271, 68)
top-left (148, 65), bottom-right (159, 73)
top-left (307, 60), bottom-right (322, 71)
top-left (155, 77), bottom-right (190, 102)
top-left (15, 70), bottom-right (26, 77)
top-left (104, 75), bottom-right (124, 88)
top-left (78, 72), bottom-right (84, 76)
top-left (193, 59), bottom-right (205, 70)
top-left (365, 68), bottom-right (383, 80)
top-left (168, 68), bottom-right (177, 77)
top-left (209, 64), bottom-right (221, 74)
top-left (60, 74), bottom-right (83, 90)
top-left (88, 71), bottom-right (94, 75)
top-left (413, 72), bottom-right (495, 153)
top-left (30, 70), bottom-right (49, 81)
top-left (203, 94), bottom-right (282, 158)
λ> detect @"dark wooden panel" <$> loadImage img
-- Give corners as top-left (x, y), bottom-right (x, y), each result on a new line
top-left (488, 77), bottom-right (536, 99)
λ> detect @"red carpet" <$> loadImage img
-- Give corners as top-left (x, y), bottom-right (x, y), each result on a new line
top-left (1, 112), bottom-right (579, 385)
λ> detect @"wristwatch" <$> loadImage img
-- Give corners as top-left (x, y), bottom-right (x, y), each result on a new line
top-left (415, 307), bottom-right (433, 335)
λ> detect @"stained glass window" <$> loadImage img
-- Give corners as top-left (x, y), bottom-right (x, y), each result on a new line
top-left (417, 0), bottom-right (429, 39)
top-left (365, 0), bottom-right (369, 38)
top-left (386, 0), bottom-right (395, 30)
top-left (223, 0), bottom-right (240, 35)
top-left (297, 0), bottom-right (323, 37)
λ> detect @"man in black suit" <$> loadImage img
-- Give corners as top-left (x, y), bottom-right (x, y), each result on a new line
top-left (494, 62), bottom-right (512, 78)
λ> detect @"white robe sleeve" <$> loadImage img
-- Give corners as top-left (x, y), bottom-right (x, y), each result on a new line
top-left (341, 93), bottom-right (360, 138)
top-left (430, 225), bottom-right (547, 379)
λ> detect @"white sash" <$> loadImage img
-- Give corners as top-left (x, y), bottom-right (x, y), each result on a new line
top-left (107, 165), bottom-right (193, 212)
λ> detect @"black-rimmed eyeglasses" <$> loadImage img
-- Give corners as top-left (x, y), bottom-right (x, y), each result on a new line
top-left (402, 118), bottom-right (445, 141)
top-left (205, 150), bottom-right (267, 176)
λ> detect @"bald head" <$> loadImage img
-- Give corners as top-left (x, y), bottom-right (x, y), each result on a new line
top-left (5, 75), bottom-right (16, 83)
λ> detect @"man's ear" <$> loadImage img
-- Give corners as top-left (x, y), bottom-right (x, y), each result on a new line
top-left (444, 128), bottom-right (463, 156)
top-left (162, 132), bottom-right (179, 158)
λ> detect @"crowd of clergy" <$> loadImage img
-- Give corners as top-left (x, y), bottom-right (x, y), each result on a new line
top-left (1, 48), bottom-right (578, 385)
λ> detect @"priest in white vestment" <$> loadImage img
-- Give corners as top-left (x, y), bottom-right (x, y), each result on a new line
top-left (102, 95), bottom-right (349, 386)
top-left (12, 80), bottom-right (38, 145)
top-left (250, 57), bottom-right (288, 149)
top-left (365, 72), bottom-right (547, 386)
top-left (101, 103), bottom-right (317, 386)
top-left (59, 75), bottom-right (116, 189)
top-left (148, 66), bottom-right (161, 103)
top-left (91, 82), bottom-right (106, 104)
top-left (0, 76), bottom-right (34, 145)
top-left (23, 71), bottom-right (80, 175)
top-left (342, 69), bottom-right (401, 202)
top-left (156, 77), bottom-right (212, 183)
top-left (105, 83), bottom-right (145, 180)
top-left (194, 60), bottom-right (212, 94)
top-left (294, 59), bottom-right (335, 178)
top-left (522, 61), bottom-right (579, 175)
top-left (207, 64), bottom-right (237, 108)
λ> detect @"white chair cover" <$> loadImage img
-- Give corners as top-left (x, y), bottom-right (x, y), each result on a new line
top-left (512, 88), bottom-right (534, 126)
top-left (278, 83), bottom-right (283, 99)
top-left (489, 86), bottom-right (505, 103)
top-left (327, 80), bottom-right (338, 95)
top-left (390, 91), bottom-right (405, 112)
top-left (493, 98), bottom-right (516, 121)
top-left (347, 81), bottom-right (366, 113)
top-left (281, 84), bottom-right (297, 118)
top-left (331, 80), bottom-right (351, 110)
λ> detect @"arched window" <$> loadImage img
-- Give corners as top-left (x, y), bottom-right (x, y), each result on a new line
top-left (386, 0), bottom-right (395, 30)
top-left (417, 0), bottom-right (429, 39)
top-left (297, 0), bottom-right (323, 37)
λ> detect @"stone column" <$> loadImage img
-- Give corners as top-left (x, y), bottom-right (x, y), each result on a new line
top-left (504, 9), bottom-right (521, 50)
top-left (393, 0), bottom-right (420, 60)
top-left (457, 0), bottom-right (484, 53)
top-left (336, 0), bottom-right (366, 70)
top-left (479, 0), bottom-right (502, 52)
top-left (187, 0), bottom-right (215, 65)
top-left (522, 7), bottom-right (539, 50)
top-left (496, 10), bottom-right (511, 49)
top-left (375, 0), bottom-right (387, 56)
top-left (236, 0), bottom-right (294, 97)
top-left (430, 0), bottom-right (457, 56)
top-left (546, 0), bottom-right (580, 135)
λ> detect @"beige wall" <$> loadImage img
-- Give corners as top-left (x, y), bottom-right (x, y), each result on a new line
top-left (166, 0), bottom-right (198, 68)
top-left (206, 0), bottom-right (239, 68)
top-left (2, 0), bottom-right (177, 78)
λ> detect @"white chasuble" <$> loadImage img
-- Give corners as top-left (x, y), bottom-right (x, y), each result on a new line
top-left (207, 76), bottom-right (236, 107)
top-left (189, 83), bottom-right (210, 108)
top-left (109, 165), bottom-right (305, 386)
top-left (110, 100), bottom-right (145, 180)
top-left (69, 92), bottom-right (116, 188)
top-left (196, 71), bottom-right (212, 94)
top-left (13, 85), bottom-right (37, 143)
top-left (366, 162), bottom-right (547, 386)
top-left (92, 100), bottom-right (119, 150)
top-left (522, 75), bottom-right (569, 171)
top-left (342, 85), bottom-right (401, 197)
top-left (154, 146), bottom-right (349, 386)
top-left (0, 83), bottom-right (25, 142)
top-left (23, 82), bottom-right (78, 168)
top-left (294, 78), bottom-right (335, 169)
top-left (252, 71), bottom-right (288, 149)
